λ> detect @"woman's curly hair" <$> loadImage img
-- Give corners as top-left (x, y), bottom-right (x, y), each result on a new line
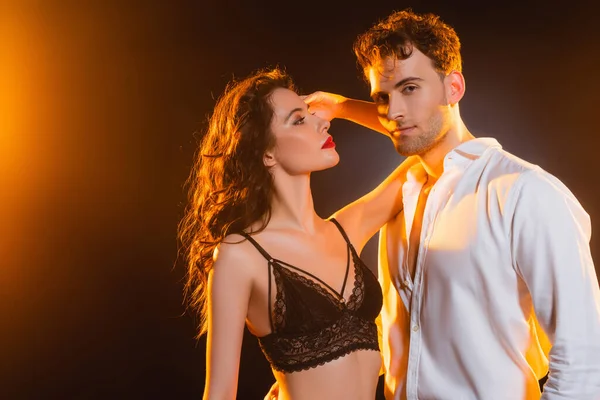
top-left (179, 67), bottom-right (295, 336)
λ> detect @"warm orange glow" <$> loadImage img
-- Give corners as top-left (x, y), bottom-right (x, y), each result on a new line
top-left (0, 3), bottom-right (46, 278)
top-left (1, 2), bottom-right (43, 382)
top-left (0, 3), bottom-right (77, 378)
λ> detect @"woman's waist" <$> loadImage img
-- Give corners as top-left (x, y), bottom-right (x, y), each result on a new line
top-left (274, 349), bottom-right (381, 400)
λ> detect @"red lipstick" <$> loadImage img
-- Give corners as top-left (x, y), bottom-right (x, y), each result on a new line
top-left (321, 136), bottom-right (335, 149)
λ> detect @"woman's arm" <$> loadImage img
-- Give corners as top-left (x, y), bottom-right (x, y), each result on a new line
top-left (203, 238), bottom-right (254, 400)
top-left (303, 91), bottom-right (389, 136)
top-left (331, 155), bottom-right (418, 253)
top-left (304, 91), bottom-right (417, 251)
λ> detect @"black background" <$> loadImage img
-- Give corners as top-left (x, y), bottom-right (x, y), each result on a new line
top-left (1, 1), bottom-right (599, 398)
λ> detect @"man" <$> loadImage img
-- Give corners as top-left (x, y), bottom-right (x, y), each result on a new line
top-left (302, 9), bottom-right (600, 400)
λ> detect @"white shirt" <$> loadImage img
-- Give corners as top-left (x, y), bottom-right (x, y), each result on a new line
top-left (377, 138), bottom-right (600, 400)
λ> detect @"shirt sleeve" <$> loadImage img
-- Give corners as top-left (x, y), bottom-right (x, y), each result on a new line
top-left (509, 169), bottom-right (600, 399)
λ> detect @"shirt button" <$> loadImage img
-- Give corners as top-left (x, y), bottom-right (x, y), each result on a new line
top-left (412, 325), bottom-right (420, 332)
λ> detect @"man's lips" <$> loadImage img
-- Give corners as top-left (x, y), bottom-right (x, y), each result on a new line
top-left (391, 126), bottom-right (416, 136)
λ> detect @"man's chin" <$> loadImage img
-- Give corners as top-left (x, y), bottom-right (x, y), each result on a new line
top-left (393, 136), bottom-right (439, 157)
top-left (393, 142), bottom-right (419, 157)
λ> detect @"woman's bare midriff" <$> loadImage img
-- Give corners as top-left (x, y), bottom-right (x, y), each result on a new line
top-left (273, 349), bottom-right (381, 400)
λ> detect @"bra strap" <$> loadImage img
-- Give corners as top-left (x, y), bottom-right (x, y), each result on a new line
top-left (240, 232), bottom-right (276, 332)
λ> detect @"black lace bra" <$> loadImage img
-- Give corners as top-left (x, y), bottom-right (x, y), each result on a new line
top-left (240, 218), bottom-right (383, 373)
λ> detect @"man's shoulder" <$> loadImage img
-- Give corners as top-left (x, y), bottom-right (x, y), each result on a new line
top-left (474, 147), bottom-right (540, 197)
top-left (486, 147), bottom-right (567, 191)
top-left (475, 146), bottom-right (573, 210)
top-left (485, 147), bottom-right (586, 216)
top-left (486, 146), bottom-right (541, 175)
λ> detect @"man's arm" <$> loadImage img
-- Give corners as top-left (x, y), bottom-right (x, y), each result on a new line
top-left (509, 170), bottom-right (600, 399)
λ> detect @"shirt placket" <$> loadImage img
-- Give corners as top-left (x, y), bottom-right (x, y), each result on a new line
top-left (404, 178), bottom-right (445, 400)
top-left (397, 178), bottom-right (422, 296)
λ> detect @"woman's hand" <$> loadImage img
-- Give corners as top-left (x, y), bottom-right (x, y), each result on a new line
top-left (302, 91), bottom-right (348, 121)
top-left (263, 381), bottom-right (279, 400)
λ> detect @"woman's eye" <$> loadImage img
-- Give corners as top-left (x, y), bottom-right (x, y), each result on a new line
top-left (293, 116), bottom-right (306, 125)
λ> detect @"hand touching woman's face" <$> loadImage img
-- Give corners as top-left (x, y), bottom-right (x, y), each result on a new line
top-left (264, 88), bottom-right (339, 175)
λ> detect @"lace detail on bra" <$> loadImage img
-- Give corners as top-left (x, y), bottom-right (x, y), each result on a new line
top-left (258, 312), bottom-right (379, 373)
top-left (271, 266), bottom-right (287, 330)
top-left (240, 218), bottom-right (383, 374)
top-left (345, 252), bottom-right (364, 311)
top-left (272, 262), bottom-right (349, 316)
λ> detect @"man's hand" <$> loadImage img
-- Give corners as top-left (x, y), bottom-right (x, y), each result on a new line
top-left (302, 91), bottom-right (348, 121)
top-left (263, 381), bottom-right (279, 400)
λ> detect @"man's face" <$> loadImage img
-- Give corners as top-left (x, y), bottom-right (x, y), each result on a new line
top-left (367, 48), bottom-right (453, 156)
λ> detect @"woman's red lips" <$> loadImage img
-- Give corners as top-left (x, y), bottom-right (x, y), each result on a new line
top-left (321, 136), bottom-right (335, 149)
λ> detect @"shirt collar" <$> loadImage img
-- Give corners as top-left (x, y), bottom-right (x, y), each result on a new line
top-left (444, 137), bottom-right (501, 170)
top-left (405, 137), bottom-right (502, 183)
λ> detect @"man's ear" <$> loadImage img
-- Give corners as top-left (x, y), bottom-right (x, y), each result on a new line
top-left (444, 70), bottom-right (466, 105)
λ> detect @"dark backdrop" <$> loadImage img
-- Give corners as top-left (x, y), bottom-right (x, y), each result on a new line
top-left (2, 1), bottom-right (599, 399)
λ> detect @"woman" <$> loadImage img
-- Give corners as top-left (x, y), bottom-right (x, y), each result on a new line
top-left (179, 67), bottom-right (414, 400)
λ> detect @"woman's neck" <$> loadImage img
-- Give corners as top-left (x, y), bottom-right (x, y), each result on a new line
top-left (265, 172), bottom-right (322, 234)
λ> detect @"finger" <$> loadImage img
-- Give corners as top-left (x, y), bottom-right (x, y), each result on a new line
top-left (301, 92), bottom-right (318, 103)
top-left (312, 110), bottom-right (331, 120)
top-left (263, 392), bottom-right (274, 400)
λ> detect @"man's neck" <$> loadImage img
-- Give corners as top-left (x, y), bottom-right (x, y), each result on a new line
top-left (419, 120), bottom-right (474, 179)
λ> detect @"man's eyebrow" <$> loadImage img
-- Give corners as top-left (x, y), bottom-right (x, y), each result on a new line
top-left (371, 76), bottom-right (424, 98)
top-left (394, 76), bottom-right (424, 88)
